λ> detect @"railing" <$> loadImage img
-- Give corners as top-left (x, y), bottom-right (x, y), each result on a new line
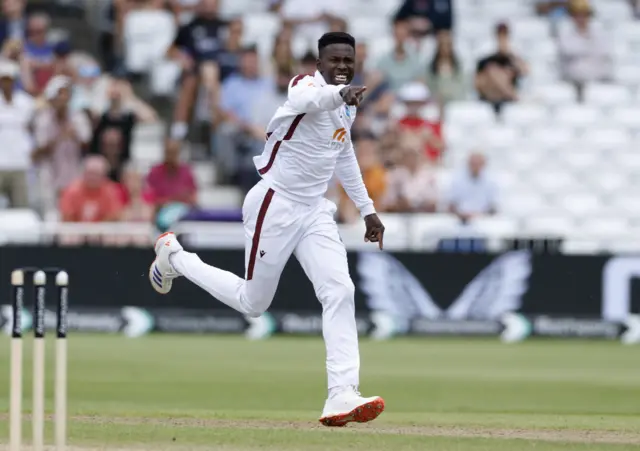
top-left (1, 215), bottom-right (639, 255)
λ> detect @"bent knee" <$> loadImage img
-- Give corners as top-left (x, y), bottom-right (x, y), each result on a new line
top-left (242, 292), bottom-right (274, 318)
top-left (319, 278), bottom-right (355, 305)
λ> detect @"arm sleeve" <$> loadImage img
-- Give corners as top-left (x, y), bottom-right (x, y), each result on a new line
top-left (288, 75), bottom-right (346, 113)
top-left (335, 143), bottom-right (376, 217)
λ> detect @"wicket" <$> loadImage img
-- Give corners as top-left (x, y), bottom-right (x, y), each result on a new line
top-left (9, 268), bottom-right (69, 451)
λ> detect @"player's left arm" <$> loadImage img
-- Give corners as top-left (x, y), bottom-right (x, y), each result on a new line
top-left (335, 143), bottom-right (385, 249)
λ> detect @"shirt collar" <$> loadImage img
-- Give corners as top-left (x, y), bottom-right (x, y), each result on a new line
top-left (314, 70), bottom-right (327, 87)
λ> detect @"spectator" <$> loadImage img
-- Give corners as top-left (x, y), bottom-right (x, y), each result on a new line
top-left (145, 139), bottom-right (197, 211)
top-left (214, 45), bottom-right (273, 188)
top-left (216, 17), bottom-right (243, 82)
top-left (249, 68), bottom-right (291, 135)
top-left (273, 0), bottom-right (347, 43)
top-left (119, 163), bottom-right (154, 223)
top-left (475, 22), bottom-right (528, 114)
top-left (395, 82), bottom-right (444, 162)
top-left (375, 18), bottom-right (424, 93)
top-left (0, 59), bottom-right (34, 208)
top-left (535, 0), bottom-right (570, 19)
top-left (33, 75), bottom-right (92, 212)
top-left (298, 50), bottom-right (317, 75)
top-left (121, 0), bottom-right (176, 79)
top-left (170, 0), bottom-right (201, 25)
top-left (23, 12), bottom-right (55, 96)
top-left (96, 0), bottom-right (118, 72)
top-left (90, 74), bottom-right (158, 181)
top-left (270, 30), bottom-right (296, 76)
top-left (58, 155), bottom-right (124, 245)
top-left (51, 41), bottom-right (75, 79)
top-left (1, 39), bottom-right (29, 91)
top-left (394, 0), bottom-right (453, 36)
top-left (0, 0), bottom-right (27, 49)
top-left (381, 134), bottom-right (438, 213)
top-left (167, 0), bottom-right (225, 141)
top-left (557, 0), bottom-right (613, 100)
top-left (426, 30), bottom-right (467, 106)
top-left (447, 152), bottom-right (499, 224)
top-left (338, 132), bottom-right (387, 223)
top-left (59, 154), bottom-right (123, 222)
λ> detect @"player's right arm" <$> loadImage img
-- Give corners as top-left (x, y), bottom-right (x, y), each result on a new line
top-left (288, 76), bottom-right (367, 113)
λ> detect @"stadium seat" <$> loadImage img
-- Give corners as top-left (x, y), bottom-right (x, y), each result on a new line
top-left (348, 16), bottom-right (391, 41)
top-left (197, 187), bottom-right (242, 209)
top-left (558, 192), bottom-right (601, 217)
top-left (150, 60), bottom-right (181, 97)
top-left (580, 217), bottom-right (630, 239)
top-left (523, 216), bottom-right (575, 237)
top-left (243, 13), bottom-right (281, 44)
top-left (408, 213), bottom-right (463, 249)
top-left (501, 192), bottom-right (548, 218)
top-left (614, 63), bottom-right (640, 87)
top-left (530, 83), bottom-right (577, 105)
top-left (593, 0), bottom-right (633, 23)
top-left (581, 127), bottom-right (631, 150)
top-left (554, 105), bottom-right (601, 128)
top-left (0, 209), bottom-right (42, 245)
top-left (501, 103), bottom-right (548, 128)
top-left (477, 125), bottom-right (519, 149)
top-left (467, 216), bottom-right (518, 238)
top-left (529, 170), bottom-right (578, 194)
top-left (123, 9), bottom-right (176, 74)
top-left (611, 150), bottom-right (640, 171)
top-left (445, 101), bottom-right (496, 127)
top-left (509, 17), bottom-right (552, 42)
top-left (585, 170), bottom-right (629, 196)
top-left (609, 106), bottom-right (640, 132)
top-left (610, 192), bottom-right (640, 218)
top-left (584, 83), bottom-right (631, 108)
top-left (528, 126), bottom-right (575, 150)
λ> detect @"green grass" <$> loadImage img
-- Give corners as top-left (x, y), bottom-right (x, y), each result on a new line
top-left (0, 335), bottom-right (639, 450)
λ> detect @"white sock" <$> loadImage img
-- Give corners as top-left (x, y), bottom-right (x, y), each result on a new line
top-left (328, 385), bottom-right (358, 399)
top-left (169, 251), bottom-right (247, 313)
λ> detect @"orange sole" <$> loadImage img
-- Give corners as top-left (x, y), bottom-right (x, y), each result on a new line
top-left (155, 231), bottom-right (174, 247)
top-left (319, 397), bottom-right (385, 427)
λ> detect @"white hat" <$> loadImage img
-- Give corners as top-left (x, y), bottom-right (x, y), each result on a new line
top-left (398, 82), bottom-right (431, 103)
top-left (0, 60), bottom-right (19, 79)
top-left (44, 75), bottom-right (72, 100)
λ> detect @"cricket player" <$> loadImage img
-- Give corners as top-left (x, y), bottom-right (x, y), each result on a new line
top-left (149, 32), bottom-right (386, 426)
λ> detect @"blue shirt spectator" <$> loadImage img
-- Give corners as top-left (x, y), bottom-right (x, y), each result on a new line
top-left (220, 47), bottom-right (273, 124)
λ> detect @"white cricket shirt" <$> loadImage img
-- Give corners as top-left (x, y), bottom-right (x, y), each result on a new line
top-left (254, 71), bottom-right (375, 217)
top-left (0, 90), bottom-right (36, 170)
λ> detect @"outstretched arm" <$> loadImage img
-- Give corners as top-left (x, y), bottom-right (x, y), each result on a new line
top-left (288, 75), bottom-right (367, 113)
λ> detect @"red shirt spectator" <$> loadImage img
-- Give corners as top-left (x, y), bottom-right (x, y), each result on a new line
top-left (145, 139), bottom-right (197, 208)
top-left (59, 155), bottom-right (123, 222)
top-left (396, 82), bottom-right (444, 161)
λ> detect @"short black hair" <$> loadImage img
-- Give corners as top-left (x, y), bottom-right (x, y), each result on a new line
top-left (318, 32), bottom-right (356, 55)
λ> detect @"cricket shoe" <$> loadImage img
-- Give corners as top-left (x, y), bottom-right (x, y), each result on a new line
top-left (149, 232), bottom-right (182, 294)
top-left (319, 387), bottom-right (385, 427)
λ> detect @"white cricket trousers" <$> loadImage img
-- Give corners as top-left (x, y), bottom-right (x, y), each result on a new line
top-left (170, 180), bottom-right (360, 390)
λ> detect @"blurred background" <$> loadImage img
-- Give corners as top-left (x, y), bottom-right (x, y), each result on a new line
top-left (0, 0), bottom-right (639, 341)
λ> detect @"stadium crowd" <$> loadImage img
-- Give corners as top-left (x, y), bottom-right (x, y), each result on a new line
top-left (0, 0), bottom-right (630, 245)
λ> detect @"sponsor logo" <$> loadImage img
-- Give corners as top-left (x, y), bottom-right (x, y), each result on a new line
top-left (357, 251), bottom-right (532, 329)
top-left (332, 128), bottom-right (347, 143)
top-left (602, 257), bottom-right (640, 321)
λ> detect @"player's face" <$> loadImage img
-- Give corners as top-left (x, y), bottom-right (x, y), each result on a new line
top-left (318, 44), bottom-right (355, 86)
